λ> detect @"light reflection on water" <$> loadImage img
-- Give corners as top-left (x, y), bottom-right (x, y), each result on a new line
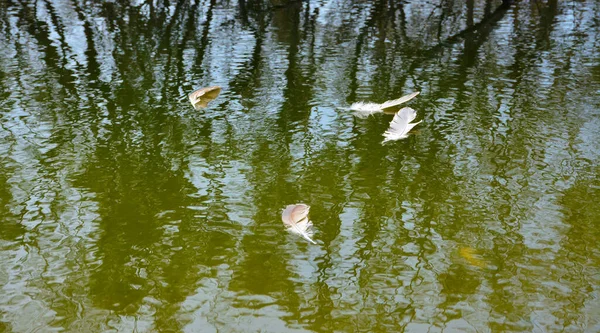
top-left (0, 0), bottom-right (599, 332)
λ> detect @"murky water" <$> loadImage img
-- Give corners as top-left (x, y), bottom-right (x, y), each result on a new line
top-left (1, 0), bottom-right (599, 332)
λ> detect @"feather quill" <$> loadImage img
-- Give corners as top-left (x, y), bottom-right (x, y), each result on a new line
top-left (350, 91), bottom-right (420, 118)
top-left (382, 107), bottom-right (422, 143)
top-left (282, 204), bottom-right (316, 244)
top-left (188, 86), bottom-right (222, 110)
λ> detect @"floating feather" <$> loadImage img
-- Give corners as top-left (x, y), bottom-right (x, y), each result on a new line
top-left (382, 107), bottom-right (422, 143)
top-left (188, 86), bottom-right (221, 110)
top-left (281, 204), bottom-right (316, 244)
top-left (350, 91), bottom-right (420, 118)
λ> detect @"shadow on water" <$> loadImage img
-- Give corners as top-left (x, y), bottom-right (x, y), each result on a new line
top-left (0, 0), bottom-right (599, 331)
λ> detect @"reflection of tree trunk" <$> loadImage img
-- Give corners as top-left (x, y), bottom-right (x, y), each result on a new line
top-left (270, 0), bottom-right (295, 7)
top-left (163, 0), bottom-right (200, 96)
top-left (277, 2), bottom-right (316, 136)
top-left (467, 0), bottom-right (474, 27)
top-left (16, 0), bottom-right (77, 93)
top-left (0, 165), bottom-right (27, 243)
top-left (397, 1), bottom-right (408, 42)
top-left (346, 0), bottom-right (388, 103)
top-left (42, 0), bottom-right (80, 92)
top-left (238, 0), bottom-right (249, 25)
top-left (193, 0), bottom-right (216, 71)
top-left (502, 0), bottom-right (513, 7)
top-left (373, 1), bottom-right (400, 98)
top-left (484, 0), bottom-right (493, 16)
top-left (228, 5), bottom-right (267, 106)
top-left (425, 1), bottom-right (511, 55)
top-left (536, 0), bottom-right (558, 51)
top-left (437, 0), bottom-right (452, 41)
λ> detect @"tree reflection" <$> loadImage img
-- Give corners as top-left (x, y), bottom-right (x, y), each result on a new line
top-left (0, 0), bottom-right (599, 331)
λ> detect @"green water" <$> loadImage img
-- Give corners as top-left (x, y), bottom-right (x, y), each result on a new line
top-left (1, 0), bottom-right (599, 332)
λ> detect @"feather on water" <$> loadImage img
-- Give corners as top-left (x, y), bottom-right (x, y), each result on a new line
top-left (188, 86), bottom-right (221, 110)
top-left (282, 204), bottom-right (316, 244)
top-left (382, 107), bottom-right (422, 143)
top-left (350, 91), bottom-right (420, 118)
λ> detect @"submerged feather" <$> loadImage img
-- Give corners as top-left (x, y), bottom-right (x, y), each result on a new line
top-left (188, 86), bottom-right (221, 110)
top-left (459, 247), bottom-right (488, 268)
top-left (382, 107), bottom-right (422, 143)
top-left (350, 91), bottom-right (420, 118)
top-left (282, 204), bottom-right (316, 244)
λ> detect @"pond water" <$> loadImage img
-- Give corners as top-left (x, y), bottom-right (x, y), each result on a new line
top-left (1, 0), bottom-right (599, 332)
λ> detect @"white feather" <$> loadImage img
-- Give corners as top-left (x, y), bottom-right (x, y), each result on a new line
top-left (349, 92), bottom-right (420, 118)
top-left (349, 102), bottom-right (385, 118)
top-left (282, 204), bottom-right (316, 244)
top-left (382, 107), bottom-right (422, 143)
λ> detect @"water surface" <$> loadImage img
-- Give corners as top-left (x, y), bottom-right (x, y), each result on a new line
top-left (1, 0), bottom-right (599, 332)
